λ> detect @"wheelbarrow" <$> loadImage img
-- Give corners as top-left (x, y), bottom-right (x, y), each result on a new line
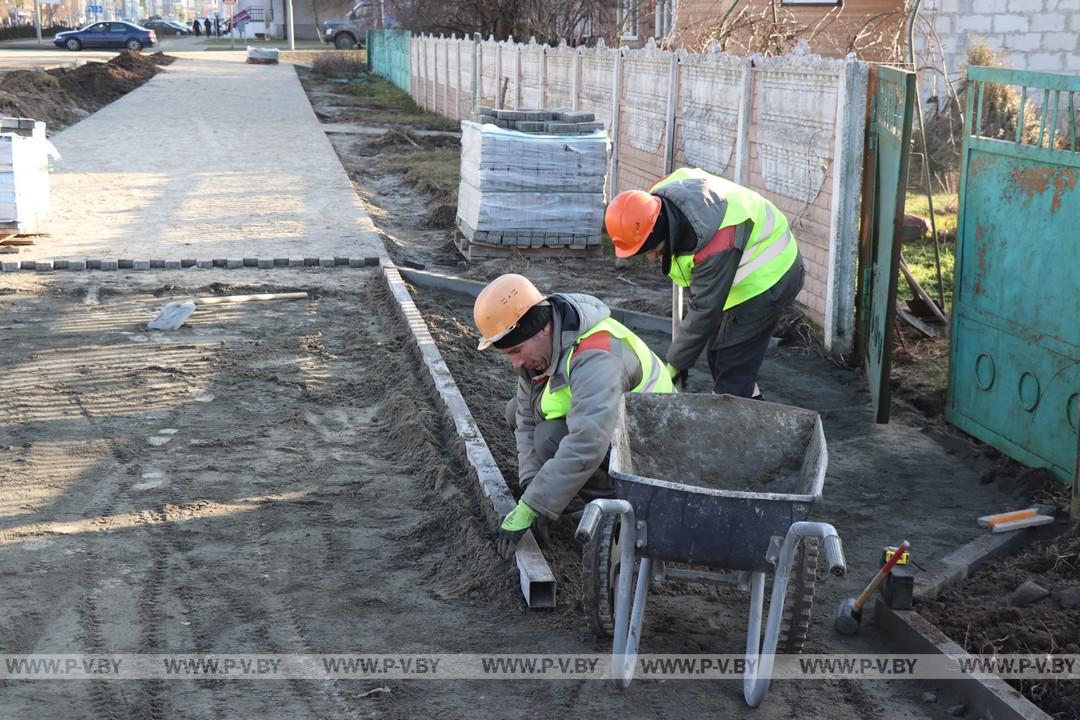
top-left (575, 393), bottom-right (847, 707)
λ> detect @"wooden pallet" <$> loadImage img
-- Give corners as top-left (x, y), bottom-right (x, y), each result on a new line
top-left (454, 231), bottom-right (601, 260)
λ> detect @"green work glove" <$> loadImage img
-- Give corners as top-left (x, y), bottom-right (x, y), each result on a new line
top-left (497, 500), bottom-right (539, 559)
top-left (665, 362), bottom-right (688, 388)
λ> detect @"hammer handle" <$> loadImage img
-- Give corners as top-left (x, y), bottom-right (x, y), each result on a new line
top-left (852, 540), bottom-right (910, 612)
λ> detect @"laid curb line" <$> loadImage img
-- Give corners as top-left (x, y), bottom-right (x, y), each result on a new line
top-left (0, 257), bottom-right (383, 272)
top-left (397, 266), bottom-right (673, 334)
top-left (875, 527), bottom-right (1048, 720)
top-left (380, 260), bottom-right (557, 609)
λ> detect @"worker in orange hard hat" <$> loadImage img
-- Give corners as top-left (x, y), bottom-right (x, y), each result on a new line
top-left (605, 167), bottom-right (805, 399)
top-left (474, 273), bottom-right (674, 559)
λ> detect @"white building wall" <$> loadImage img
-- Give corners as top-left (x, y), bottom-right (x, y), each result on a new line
top-left (919, 0), bottom-right (1080, 103)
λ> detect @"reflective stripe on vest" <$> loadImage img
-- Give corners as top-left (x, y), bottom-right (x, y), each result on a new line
top-left (652, 171), bottom-right (797, 310)
top-left (539, 317), bottom-right (674, 420)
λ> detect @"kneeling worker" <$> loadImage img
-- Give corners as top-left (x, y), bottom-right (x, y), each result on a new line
top-left (605, 167), bottom-right (805, 398)
top-left (474, 274), bottom-right (674, 559)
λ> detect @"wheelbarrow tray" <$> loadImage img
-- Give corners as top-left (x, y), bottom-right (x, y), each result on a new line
top-left (608, 393), bottom-right (827, 572)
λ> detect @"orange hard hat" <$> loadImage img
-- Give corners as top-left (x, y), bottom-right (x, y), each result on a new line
top-left (605, 190), bottom-right (662, 258)
top-left (473, 273), bottom-right (545, 350)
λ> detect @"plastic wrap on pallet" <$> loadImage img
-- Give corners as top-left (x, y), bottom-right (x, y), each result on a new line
top-left (457, 180), bottom-right (605, 232)
top-left (456, 120), bottom-right (609, 238)
top-left (459, 120), bottom-right (609, 193)
top-left (0, 120), bottom-right (59, 231)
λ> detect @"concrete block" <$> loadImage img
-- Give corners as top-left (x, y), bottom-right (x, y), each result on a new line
top-left (212, 258), bottom-right (226, 268)
top-left (149, 259), bottom-right (165, 269)
top-left (515, 121), bottom-right (547, 132)
top-left (938, 0), bottom-right (960, 11)
top-left (19, 260), bottom-right (34, 270)
top-left (164, 260), bottom-right (181, 270)
top-left (364, 256), bottom-right (380, 266)
top-left (1030, 12), bottom-right (1067, 30)
top-left (35, 260), bottom-right (52, 272)
top-left (1042, 30), bottom-right (1078, 50)
top-left (118, 259), bottom-right (134, 269)
top-left (197, 260), bottom-right (213, 269)
top-left (1071, 13), bottom-right (1080, 32)
top-left (1003, 31), bottom-right (1043, 50)
top-left (258, 259), bottom-right (274, 269)
top-left (957, 14), bottom-right (993, 32)
top-left (319, 257), bottom-right (335, 267)
top-left (226, 259), bottom-right (242, 269)
top-left (242, 257), bottom-right (258, 267)
top-left (53, 260), bottom-right (69, 270)
top-left (289, 258), bottom-right (305, 267)
top-left (1008, 0), bottom-right (1043, 10)
top-left (1028, 51), bottom-right (1065, 71)
top-left (101, 260), bottom-right (118, 271)
top-left (133, 260), bottom-right (150, 270)
top-left (544, 122), bottom-right (578, 134)
top-left (181, 259), bottom-right (196, 268)
top-left (992, 13), bottom-right (1029, 32)
top-left (1, 261), bottom-right (18, 272)
top-left (349, 257), bottom-right (365, 267)
top-left (576, 122), bottom-right (605, 133)
top-left (86, 260), bottom-right (102, 270)
top-left (934, 15), bottom-right (954, 33)
top-left (982, 0), bottom-right (1009, 10)
top-left (274, 257), bottom-right (289, 267)
top-left (68, 260), bottom-right (86, 271)
top-left (334, 256), bottom-right (350, 266)
top-left (304, 257), bottom-right (319, 266)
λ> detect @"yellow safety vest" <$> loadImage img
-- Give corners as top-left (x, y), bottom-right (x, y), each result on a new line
top-left (539, 317), bottom-right (674, 420)
top-left (652, 168), bottom-right (797, 310)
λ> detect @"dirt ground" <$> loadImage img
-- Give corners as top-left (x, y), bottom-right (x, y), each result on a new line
top-left (919, 523), bottom-right (1080, 718)
top-left (0, 269), bottom-right (951, 718)
top-left (0, 50), bottom-right (174, 132)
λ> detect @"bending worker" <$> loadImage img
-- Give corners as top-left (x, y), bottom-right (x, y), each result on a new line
top-left (474, 273), bottom-right (674, 559)
top-left (605, 167), bottom-right (804, 398)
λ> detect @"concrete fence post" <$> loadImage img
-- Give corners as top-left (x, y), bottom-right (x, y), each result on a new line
top-left (572, 46), bottom-right (582, 111)
top-left (473, 33), bottom-right (481, 115)
top-left (495, 39), bottom-right (503, 109)
top-left (540, 43), bottom-right (548, 109)
top-left (442, 36), bottom-right (450, 118)
top-left (824, 56), bottom-right (869, 357)
top-left (733, 57), bottom-right (753, 185)
top-left (514, 40), bottom-right (522, 109)
top-left (609, 47), bottom-right (625, 197)
top-left (662, 50), bottom-right (679, 174)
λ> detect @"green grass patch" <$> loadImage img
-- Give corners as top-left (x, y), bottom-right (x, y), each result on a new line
top-left (345, 76), bottom-right (457, 130)
top-left (899, 239), bottom-right (955, 310)
top-left (383, 147), bottom-right (460, 201)
top-left (905, 189), bottom-right (960, 235)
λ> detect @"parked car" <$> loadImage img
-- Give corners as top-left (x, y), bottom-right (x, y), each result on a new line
top-left (321, 0), bottom-right (386, 49)
top-left (142, 18), bottom-right (188, 35)
top-left (54, 21), bottom-right (157, 51)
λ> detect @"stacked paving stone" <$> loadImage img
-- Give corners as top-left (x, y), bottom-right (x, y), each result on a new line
top-left (456, 108), bottom-right (608, 252)
top-left (0, 117), bottom-right (55, 235)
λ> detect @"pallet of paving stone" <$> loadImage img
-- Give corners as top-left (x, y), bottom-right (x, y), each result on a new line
top-left (453, 230), bottom-right (601, 261)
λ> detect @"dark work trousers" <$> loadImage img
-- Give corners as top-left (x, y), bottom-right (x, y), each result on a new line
top-left (707, 260), bottom-right (805, 398)
top-left (505, 397), bottom-right (615, 512)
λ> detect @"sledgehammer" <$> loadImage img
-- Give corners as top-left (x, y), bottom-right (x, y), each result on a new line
top-left (834, 540), bottom-right (910, 635)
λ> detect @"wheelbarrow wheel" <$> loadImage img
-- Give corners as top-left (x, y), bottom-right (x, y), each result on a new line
top-left (581, 514), bottom-right (620, 638)
top-left (776, 536), bottom-right (820, 654)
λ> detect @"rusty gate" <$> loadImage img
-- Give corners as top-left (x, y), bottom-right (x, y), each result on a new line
top-left (948, 66), bottom-right (1080, 484)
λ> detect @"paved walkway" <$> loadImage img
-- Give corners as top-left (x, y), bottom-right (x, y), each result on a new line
top-left (24, 50), bottom-right (384, 264)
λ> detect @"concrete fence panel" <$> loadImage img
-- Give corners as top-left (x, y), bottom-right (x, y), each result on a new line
top-left (519, 38), bottom-right (545, 109)
top-left (617, 40), bottom-right (673, 193)
top-left (547, 41), bottom-right (577, 110)
top-left (672, 46), bottom-right (746, 182)
top-left (577, 40), bottom-right (618, 132)
top-left (479, 37), bottom-right (499, 108)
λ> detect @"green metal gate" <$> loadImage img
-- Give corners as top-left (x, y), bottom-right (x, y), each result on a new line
top-left (367, 29), bottom-right (411, 94)
top-left (857, 65), bottom-right (917, 423)
top-left (948, 67), bottom-right (1080, 484)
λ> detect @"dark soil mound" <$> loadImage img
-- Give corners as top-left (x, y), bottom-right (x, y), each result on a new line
top-left (0, 51), bottom-right (175, 132)
top-left (919, 522), bottom-right (1080, 718)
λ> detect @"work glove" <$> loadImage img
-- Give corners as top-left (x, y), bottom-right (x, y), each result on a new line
top-left (497, 500), bottom-right (539, 560)
top-left (665, 362), bottom-right (688, 389)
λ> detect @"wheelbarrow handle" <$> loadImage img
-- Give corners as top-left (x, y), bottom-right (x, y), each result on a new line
top-left (575, 503), bottom-right (603, 544)
top-left (824, 534), bottom-right (847, 577)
